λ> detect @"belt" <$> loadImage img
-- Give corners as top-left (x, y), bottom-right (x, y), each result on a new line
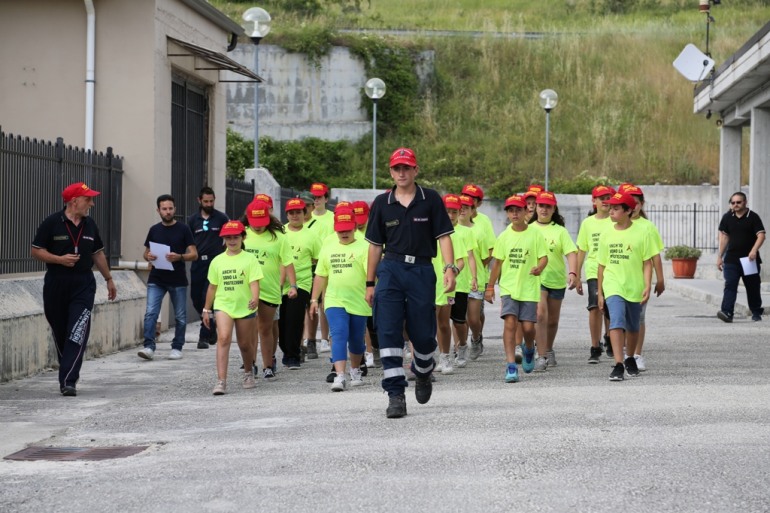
top-left (383, 252), bottom-right (431, 265)
top-left (200, 255), bottom-right (209, 261)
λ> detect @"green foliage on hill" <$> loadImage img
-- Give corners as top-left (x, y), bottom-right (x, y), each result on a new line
top-left (216, 0), bottom-right (770, 196)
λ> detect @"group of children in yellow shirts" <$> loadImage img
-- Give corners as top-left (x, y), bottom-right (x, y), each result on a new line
top-left (201, 179), bottom-right (663, 394)
top-left (430, 181), bottom-right (663, 384)
top-left (201, 183), bottom-right (375, 395)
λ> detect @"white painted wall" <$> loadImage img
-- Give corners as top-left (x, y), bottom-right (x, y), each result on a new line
top-left (228, 45), bottom-right (371, 142)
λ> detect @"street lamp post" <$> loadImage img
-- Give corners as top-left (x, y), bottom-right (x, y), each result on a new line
top-left (242, 7), bottom-right (271, 169)
top-left (539, 89), bottom-right (558, 191)
top-left (364, 78), bottom-right (386, 189)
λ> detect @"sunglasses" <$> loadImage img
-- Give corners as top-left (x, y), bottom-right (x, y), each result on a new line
top-left (202, 219), bottom-right (209, 231)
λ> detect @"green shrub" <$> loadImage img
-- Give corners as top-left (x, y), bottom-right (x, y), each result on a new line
top-left (664, 245), bottom-right (702, 260)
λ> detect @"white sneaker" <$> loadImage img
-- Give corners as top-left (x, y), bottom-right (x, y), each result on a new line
top-left (456, 345), bottom-right (468, 368)
top-left (439, 353), bottom-right (454, 375)
top-left (137, 347), bottom-right (154, 360)
top-left (212, 379), bottom-right (226, 395)
top-left (634, 354), bottom-right (647, 372)
top-left (534, 356), bottom-right (548, 372)
top-left (167, 349), bottom-right (183, 360)
top-left (331, 373), bottom-right (346, 392)
top-left (365, 352), bottom-right (375, 368)
top-left (349, 368), bottom-right (365, 386)
top-left (242, 372), bottom-right (256, 389)
top-left (514, 343), bottom-right (523, 364)
top-left (319, 339), bottom-right (331, 353)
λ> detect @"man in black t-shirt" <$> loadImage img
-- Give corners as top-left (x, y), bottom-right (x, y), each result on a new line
top-left (717, 192), bottom-right (766, 322)
top-left (138, 194), bottom-right (197, 360)
top-left (187, 187), bottom-right (229, 348)
top-left (31, 182), bottom-right (117, 396)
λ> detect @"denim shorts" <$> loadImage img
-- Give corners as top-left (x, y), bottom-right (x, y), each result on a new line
top-left (605, 295), bottom-right (641, 333)
top-left (541, 285), bottom-right (566, 300)
top-left (500, 296), bottom-right (537, 323)
top-left (468, 289), bottom-right (484, 300)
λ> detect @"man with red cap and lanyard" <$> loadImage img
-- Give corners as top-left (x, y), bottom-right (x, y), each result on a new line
top-left (32, 182), bottom-right (117, 396)
top-left (366, 148), bottom-right (457, 418)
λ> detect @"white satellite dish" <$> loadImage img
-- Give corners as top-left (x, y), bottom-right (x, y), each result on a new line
top-left (673, 44), bottom-right (715, 82)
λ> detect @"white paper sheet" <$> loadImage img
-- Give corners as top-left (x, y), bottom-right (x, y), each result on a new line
top-left (149, 242), bottom-right (174, 271)
top-left (740, 256), bottom-right (758, 276)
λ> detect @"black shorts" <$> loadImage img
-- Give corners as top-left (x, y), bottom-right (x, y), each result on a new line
top-left (451, 292), bottom-right (468, 324)
top-left (260, 299), bottom-right (279, 309)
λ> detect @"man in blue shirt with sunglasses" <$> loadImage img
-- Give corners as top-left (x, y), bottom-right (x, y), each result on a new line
top-left (188, 186), bottom-right (229, 348)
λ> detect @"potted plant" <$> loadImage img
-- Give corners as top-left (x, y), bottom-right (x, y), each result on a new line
top-left (664, 245), bottom-right (702, 279)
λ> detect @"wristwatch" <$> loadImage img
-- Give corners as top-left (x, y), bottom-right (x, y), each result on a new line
top-left (443, 263), bottom-right (460, 275)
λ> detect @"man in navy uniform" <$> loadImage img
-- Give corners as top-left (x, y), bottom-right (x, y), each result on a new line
top-left (365, 148), bottom-right (457, 418)
top-left (31, 182), bottom-right (117, 396)
top-left (188, 186), bottom-right (229, 348)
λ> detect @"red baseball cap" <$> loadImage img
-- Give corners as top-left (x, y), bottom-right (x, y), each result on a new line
top-left (504, 194), bottom-right (526, 209)
top-left (62, 182), bottom-right (100, 202)
top-left (459, 194), bottom-right (475, 207)
top-left (536, 191), bottom-right (558, 205)
top-left (334, 201), bottom-right (352, 211)
top-left (523, 184), bottom-right (544, 199)
top-left (220, 220), bottom-right (246, 237)
top-left (608, 192), bottom-right (636, 210)
top-left (592, 185), bottom-right (616, 198)
top-left (352, 200), bottom-right (370, 224)
top-left (285, 198), bottom-right (305, 212)
top-left (254, 193), bottom-right (273, 208)
top-left (389, 148), bottom-right (417, 168)
top-left (619, 184), bottom-right (644, 197)
top-left (310, 183), bottom-right (329, 197)
top-left (333, 207), bottom-right (357, 232)
top-left (461, 184), bottom-right (484, 200)
top-left (246, 199), bottom-right (271, 228)
top-left (443, 194), bottom-right (462, 210)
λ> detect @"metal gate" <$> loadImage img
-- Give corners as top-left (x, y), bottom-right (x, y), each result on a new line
top-left (171, 76), bottom-right (208, 221)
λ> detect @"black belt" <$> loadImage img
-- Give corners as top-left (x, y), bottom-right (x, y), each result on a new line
top-left (383, 252), bottom-right (431, 265)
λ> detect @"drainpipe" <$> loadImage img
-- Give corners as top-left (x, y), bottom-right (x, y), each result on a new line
top-left (84, 0), bottom-right (95, 151)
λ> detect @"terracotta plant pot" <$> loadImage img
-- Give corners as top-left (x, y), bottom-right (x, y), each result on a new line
top-left (671, 258), bottom-right (698, 279)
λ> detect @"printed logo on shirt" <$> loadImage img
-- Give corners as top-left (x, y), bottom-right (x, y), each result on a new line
top-left (413, 217), bottom-right (429, 222)
top-left (83, 236), bottom-right (95, 241)
top-left (54, 235), bottom-right (69, 241)
top-left (386, 220), bottom-right (400, 228)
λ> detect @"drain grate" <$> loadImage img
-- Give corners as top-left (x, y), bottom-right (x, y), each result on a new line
top-left (4, 446), bottom-right (149, 461)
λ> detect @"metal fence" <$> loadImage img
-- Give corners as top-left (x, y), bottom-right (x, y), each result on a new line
top-left (0, 129), bottom-right (123, 274)
top-left (646, 203), bottom-right (721, 252)
top-left (225, 177), bottom-right (255, 220)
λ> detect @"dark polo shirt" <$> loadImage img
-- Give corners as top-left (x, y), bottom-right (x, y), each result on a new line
top-left (719, 209), bottom-right (765, 265)
top-left (187, 208), bottom-right (229, 259)
top-left (32, 209), bottom-right (105, 275)
top-left (365, 184), bottom-right (454, 259)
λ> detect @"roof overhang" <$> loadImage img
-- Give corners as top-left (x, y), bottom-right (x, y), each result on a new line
top-left (693, 20), bottom-right (770, 127)
top-left (179, 0), bottom-right (244, 36)
top-left (168, 37), bottom-right (262, 83)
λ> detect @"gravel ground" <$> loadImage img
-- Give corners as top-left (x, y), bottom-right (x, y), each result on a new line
top-left (1, 285), bottom-right (769, 513)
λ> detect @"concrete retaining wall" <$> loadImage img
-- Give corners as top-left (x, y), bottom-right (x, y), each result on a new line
top-left (0, 271), bottom-right (146, 383)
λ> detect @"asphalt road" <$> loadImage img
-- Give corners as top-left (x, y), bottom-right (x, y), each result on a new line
top-left (1, 286), bottom-right (769, 513)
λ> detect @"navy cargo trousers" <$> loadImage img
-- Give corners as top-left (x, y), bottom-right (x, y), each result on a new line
top-left (373, 258), bottom-right (437, 396)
